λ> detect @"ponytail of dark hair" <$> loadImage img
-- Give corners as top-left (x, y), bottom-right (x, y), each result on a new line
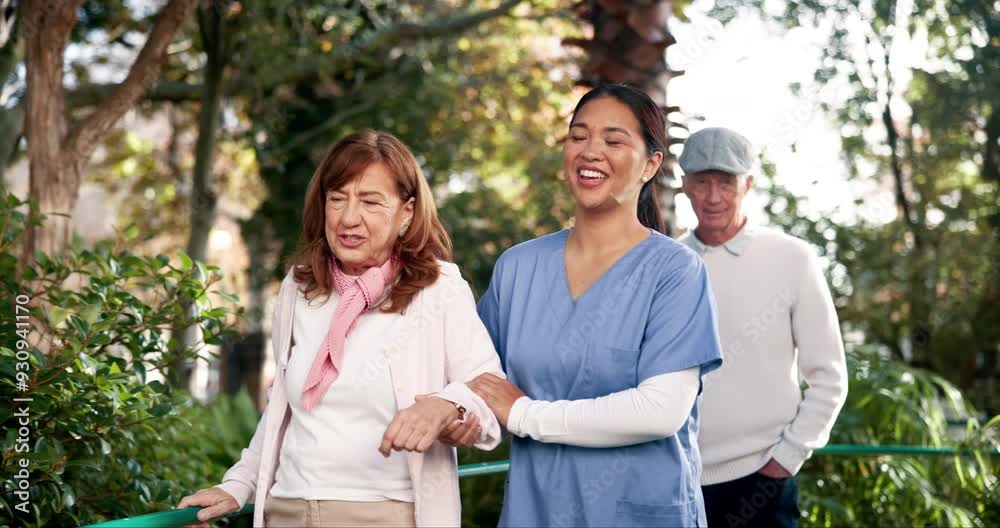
top-left (637, 178), bottom-right (666, 234)
top-left (571, 83), bottom-right (669, 234)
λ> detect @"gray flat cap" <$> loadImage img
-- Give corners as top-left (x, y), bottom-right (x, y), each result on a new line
top-left (679, 127), bottom-right (755, 176)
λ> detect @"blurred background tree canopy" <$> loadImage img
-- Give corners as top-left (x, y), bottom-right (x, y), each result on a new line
top-left (712, 0), bottom-right (999, 413)
top-left (0, 0), bottom-right (996, 526)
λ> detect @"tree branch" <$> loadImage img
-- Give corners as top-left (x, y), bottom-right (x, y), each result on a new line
top-left (60, 0), bottom-right (197, 168)
top-left (282, 98), bottom-right (378, 153)
top-left (67, 78), bottom-right (203, 105)
top-left (882, 102), bottom-right (917, 231)
top-left (360, 0), bottom-right (522, 44)
top-left (65, 0), bottom-right (524, 106)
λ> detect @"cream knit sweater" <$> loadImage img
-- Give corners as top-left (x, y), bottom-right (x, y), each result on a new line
top-left (679, 223), bottom-right (848, 485)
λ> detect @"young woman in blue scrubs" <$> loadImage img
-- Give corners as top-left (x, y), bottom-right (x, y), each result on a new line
top-left (468, 84), bottom-right (724, 527)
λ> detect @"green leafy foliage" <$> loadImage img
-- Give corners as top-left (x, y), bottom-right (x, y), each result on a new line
top-left (693, 2), bottom-right (1000, 520)
top-left (198, 389), bottom-right (262, 472)
top-left (798, 348), bottom-right (999, 526)
top-left (0, 188), bottom-right (244, 526)
top-left (236, 1), bottom-right (577, 289)
top-left (712, 0), bottom-right (1000, 414)
top-left (747, 161), bottom-right (998, 524)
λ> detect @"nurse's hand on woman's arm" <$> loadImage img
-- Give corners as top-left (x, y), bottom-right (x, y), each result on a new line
top-left (380, 394), bottom-right (462, 457)
top-left (468, 373), bottom-right (526, 427)
top-left (176, 487), bottom-right (238, 528)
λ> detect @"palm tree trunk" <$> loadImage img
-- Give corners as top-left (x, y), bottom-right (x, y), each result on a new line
top-left (565, 0), bottom-right (682, 233)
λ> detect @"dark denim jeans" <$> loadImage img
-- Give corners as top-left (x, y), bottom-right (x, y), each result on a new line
top-left (702, 472), bottom-right (800, 528)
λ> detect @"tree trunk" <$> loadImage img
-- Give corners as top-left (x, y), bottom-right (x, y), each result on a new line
top-left (566, 0), bottom-right (681, 233)
top-left (172, 2), bottom-right (228, 391)
top-left (185, 2), bottom-right (227, 263)
top-left (20, 0), bottom-right (78, 260)
top-left (883, 97), bottom-right (934, 369)
top-left (17, 0), bottom-right (197, 271)
top-left (218, 216), bottom-right (274, 406)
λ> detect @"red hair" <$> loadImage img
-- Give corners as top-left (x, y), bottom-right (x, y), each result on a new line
top-left (288, 130), bottom-right (453, 313)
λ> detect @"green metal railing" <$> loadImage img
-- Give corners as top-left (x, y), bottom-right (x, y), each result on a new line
top-left (85, 503), bottom-right (255, 528)
top-left (84, 444), bottom-right (998, 528)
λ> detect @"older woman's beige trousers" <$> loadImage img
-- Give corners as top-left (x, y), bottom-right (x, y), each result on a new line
top-left (263, 494), bottom-right (416, 527)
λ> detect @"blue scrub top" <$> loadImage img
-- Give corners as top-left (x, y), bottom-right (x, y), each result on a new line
top-left (477, 229), bottom-right (723, 527)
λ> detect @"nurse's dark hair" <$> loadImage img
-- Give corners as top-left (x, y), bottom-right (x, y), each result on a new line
top-left (569, 84), bottom-right (668, 234)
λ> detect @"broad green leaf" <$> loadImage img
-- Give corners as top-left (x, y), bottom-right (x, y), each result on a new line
top-left (212, 291), bottom-right (240, 303)
top-left (178, 251), bottom-right (193, 271)
top-left (149, 403), bottom-right (172, 417)
top-left (79, 304), bottom-right (101, 325)
top-left (48, 306), bottom-right (69, 327)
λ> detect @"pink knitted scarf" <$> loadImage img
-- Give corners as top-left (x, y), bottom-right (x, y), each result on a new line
top-left (300, 256), bottom-right (399, 411)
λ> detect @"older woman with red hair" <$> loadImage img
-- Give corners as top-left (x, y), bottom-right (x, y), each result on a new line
top-left (179, 130), bottom-right (504, 527)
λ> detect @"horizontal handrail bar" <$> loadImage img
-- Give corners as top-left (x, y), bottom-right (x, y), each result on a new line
top-left (817, 444), bottom-right (999, 456)
top-left (457, 459), bottom-right (510, 478)
top-left (80, 443), bottom-right (999, 527)
top-left (82, 503), bottom-right (253, 528)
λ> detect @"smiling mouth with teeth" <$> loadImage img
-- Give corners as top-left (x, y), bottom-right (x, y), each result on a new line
top-left (579, 169), bottom-right (608, 179)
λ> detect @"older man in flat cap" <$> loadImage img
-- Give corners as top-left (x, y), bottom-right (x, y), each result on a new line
top-left (678, 128), bottom-right (848, 528)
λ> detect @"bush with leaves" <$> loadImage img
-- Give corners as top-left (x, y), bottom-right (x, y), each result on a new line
top-left (0, 188), bottom-right (242, 526)
top-left (798, 347), bottom-right (999, 527)
top-left (195, 388), bottom-right (262, 473)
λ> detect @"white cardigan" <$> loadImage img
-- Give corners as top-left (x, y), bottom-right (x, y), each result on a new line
top-left (216, 261), bottom-right (504, 527)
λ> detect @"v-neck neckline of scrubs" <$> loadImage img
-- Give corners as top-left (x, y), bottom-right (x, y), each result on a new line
top-left (560, 227), bottom-right (656, 304)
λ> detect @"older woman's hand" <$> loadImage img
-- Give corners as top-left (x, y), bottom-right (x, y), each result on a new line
top-left (438, 413), bottom-right (481, 448)
top-left (177, 487), bottom-right (238, 528)
top-left (380, 395), bottom-right (460, 457)
top-left (468, 373), bottom-right (526, 428)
